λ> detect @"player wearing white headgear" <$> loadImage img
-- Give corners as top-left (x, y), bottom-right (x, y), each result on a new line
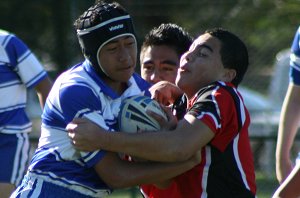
top-left (11, 1), bottom-right (200, 198)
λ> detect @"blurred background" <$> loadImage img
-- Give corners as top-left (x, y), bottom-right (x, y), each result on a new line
top-left (2, 0), bottom-right (300, 197)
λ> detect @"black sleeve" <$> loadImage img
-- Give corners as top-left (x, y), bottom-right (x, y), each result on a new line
top-left (171, 94), bottom-right (187, 120)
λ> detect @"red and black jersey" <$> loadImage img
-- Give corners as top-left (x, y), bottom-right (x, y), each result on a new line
top-left (141, 81), bottom-right (256, 198)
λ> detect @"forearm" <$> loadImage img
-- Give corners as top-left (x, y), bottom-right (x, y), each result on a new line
top-left (98, 155), bottom-right (198, 189)
top-left (68, 116), bottom-right (210, 162)
top-left (102, 130), bottom-right (186, 162)
top-left (276, 85), bottom-right (300, 161)
top-left (276, 84), bottom-right (300, 182)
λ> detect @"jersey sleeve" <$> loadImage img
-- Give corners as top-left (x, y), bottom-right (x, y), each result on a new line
top-left (6, 34), bottom-right (47, 88)
top-left (187, 86), bottom-right (239, 151)
top-left (290, 26), bottom-right (300, 85)
top-left (59, 84), bottom-right (108, 167)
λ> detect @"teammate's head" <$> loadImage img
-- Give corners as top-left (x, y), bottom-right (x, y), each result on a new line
top-left (74, 1), bottom-right (136, 77)
top-left (205, 28), bottom-right (248, 86)
top-left (140, 23), bottom-right (193, 84)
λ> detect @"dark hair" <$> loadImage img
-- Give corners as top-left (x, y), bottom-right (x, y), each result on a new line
top-left (141, 23), bottom-right (193, 59)
top-left (74, 1), bottom-right (127, 30)
top-left (205, 28), bottom-right (248, 86)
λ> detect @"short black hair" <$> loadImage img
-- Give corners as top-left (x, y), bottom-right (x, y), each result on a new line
top-left (141, 23), bottom-right (193, 59)
top-left (205, 28), bottom-right (248, 86)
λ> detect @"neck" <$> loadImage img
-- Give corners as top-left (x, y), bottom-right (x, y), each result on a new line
top-left (102, 76), bottom-right (128, 95)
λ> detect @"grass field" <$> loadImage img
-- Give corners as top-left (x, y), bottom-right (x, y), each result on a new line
top-left (256, 172), bottom-right (278, 198)
top-left (108, 172), bottom-right (279, 198)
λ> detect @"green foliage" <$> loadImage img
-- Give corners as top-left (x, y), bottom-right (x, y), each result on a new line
top-left (0, 0), bottom-right (299, 90)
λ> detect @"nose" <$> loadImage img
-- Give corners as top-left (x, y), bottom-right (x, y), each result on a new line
top-left (180, 52), bottom-right (190, 67)
top-left (119, 47), bottom-right (131, 62)
top-left (150, 68), bottom-right (162, 84)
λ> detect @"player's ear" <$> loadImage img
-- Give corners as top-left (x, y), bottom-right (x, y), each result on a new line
top-left (222, 68), bottom-right (236, 82)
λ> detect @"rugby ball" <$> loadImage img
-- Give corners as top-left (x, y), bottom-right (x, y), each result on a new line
top-left (118, 95), bottom-right (167, 133)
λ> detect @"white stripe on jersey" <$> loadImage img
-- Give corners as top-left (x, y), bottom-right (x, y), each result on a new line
top-left (10, 133), bottom-right (29, 185)
top-left (234, 87), bottom-right (247, 124)
top-left (28, 61), bottom-right (150, 195)
top-left (0, 44), bottom-right (9, 63)
top-left (290, 53), bottom-right (300, 71)
top-left (18, 55), bottom-right (46, 87)
top-left (201, 146), bottom-right (211, 198)
top-left (1, 34), bottom-right (12, 47)
top-left (196, 112), bottom-right (221, 129)
top-left (0, 32), bottom-right (47, 134)
top-left (0, 83), bottom-right (26, 111)
top-left (232, 94), bottom-right (251, 191)
top-left (82, 111), bottom-right (109, 130)
top-left (233, 134), bottom-right (251, 191)
top-left (38, 127), bottom-right (81, 161)
top-left (1, 123), bottom-right (32, 134)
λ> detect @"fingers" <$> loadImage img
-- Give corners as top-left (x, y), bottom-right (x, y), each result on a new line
top-left (151, 90), bottom-right (171, 106)
top-left (66, 123), bottom-right (77, 132)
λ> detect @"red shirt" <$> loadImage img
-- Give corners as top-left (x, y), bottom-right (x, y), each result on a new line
top-left (141, 81), bottom-right (256, 198)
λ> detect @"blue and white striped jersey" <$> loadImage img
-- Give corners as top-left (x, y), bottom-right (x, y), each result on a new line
top-left (0, 30), bottom-right (48, 134)
top-left (290, 26), bottom-right (300, 85)
top-left (28, 61), bottom-right (151, 197)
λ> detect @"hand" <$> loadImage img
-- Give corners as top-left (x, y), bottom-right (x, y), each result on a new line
top-left (150, 81), bottom-right (183, 106)
top-left (66, 118), bottom-right (104, 151)
top-left (147, 105), bottom-right (177, 131)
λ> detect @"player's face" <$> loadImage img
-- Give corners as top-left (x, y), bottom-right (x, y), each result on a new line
top-left (140, 45), bottom-right (179, 84)
top-left (99, 35), bottom-right (137, 84)
top-left (176, 33), bottom-right (228, 98)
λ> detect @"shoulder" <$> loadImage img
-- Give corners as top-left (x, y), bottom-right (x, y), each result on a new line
top-left (194, 82), bottom-right (234, 102)
top-left (2, 32), bottom-right (27, 48)
top-left (189, 82), bottom-right (239, 118)
top-left (51, 65), bottom-right (99, 104)
top-left (130, 73), bottom-right (151, 95)
top-left (132, 73), bottom-right (151, 88)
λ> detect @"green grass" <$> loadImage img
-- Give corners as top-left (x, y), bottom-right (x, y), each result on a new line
top-left (256, 172), bottom-right (278, 198)
top-left (109, 187), bottom-right (143, 198)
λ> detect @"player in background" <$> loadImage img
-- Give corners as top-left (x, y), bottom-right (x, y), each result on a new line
top-left (276, 25), bottom-right (300, 183)
top-left (0, 29), bottom-right (52, 198)
top-left (67, 27), bottom-right (257, 198)
top-left (140, 23), bottom-right (193, 85)
top-left (10, 2), bottom-right (200, 198)
top-left (273, 26), bottom-right (300, 197)
top-left (138, 23), bottom-right (193, 198)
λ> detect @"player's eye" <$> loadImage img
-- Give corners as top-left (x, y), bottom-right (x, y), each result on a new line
top-left (126, 41), bottom-right (135, 47)
top-left (105, 43), bottom-right (118, 52)
top-left (107, 47), bottom-right (117, 51)
top-left (162, 66), bottom-right (176, 72)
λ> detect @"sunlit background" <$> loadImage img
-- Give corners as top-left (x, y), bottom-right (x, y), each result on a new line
top-left (2, 0), bottom-right (300, 197)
